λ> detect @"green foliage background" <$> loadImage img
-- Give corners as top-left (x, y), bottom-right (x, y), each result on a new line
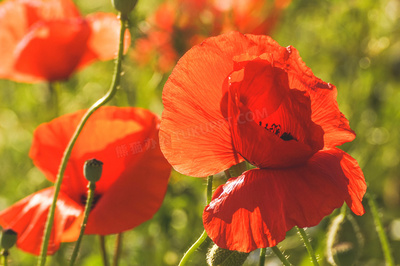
top-left (0, 0), bottom-right (399, 265)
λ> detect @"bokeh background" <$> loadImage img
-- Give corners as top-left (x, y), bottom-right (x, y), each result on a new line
top-left (0, 0), bottom-right (399, 265)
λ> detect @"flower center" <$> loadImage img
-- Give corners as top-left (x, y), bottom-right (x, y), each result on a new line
top-left (80, 193), bottom-right (102, 210)
top-left (259, 122), bottom-right (296, 141)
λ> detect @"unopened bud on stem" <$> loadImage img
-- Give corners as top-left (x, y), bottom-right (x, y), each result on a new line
top-left (1, 229), bottom-right (17, 250)
top-left (207, 244), bottom-right (249, 266)
top-left (84, 159), bottom-right (103, 183)
top-left (112, 0), bottom-right (138, 17)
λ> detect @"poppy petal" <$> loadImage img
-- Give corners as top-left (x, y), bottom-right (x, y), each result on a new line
top-left (20, 0), bottom-right (81, 23)
top-left (0, 1), bottom-right (31, 81)
top-left (232, 34), bottom-right (355, 147)
top-left (160, 31), bottom-right (353, 176)
top-left (0, 188), bottom-right (83, 255)
top-left (0, 0), bottom-right (127, 83)
top-left (85, 126), bottom-right (171, 235)
top-left (226, 57), bottom-right (324, 168)
top-left (227, 97), bottom-right (315, 168)
top-left (0, 0), bottom-right (82, 82)
top-left (160, 32), bottom-right (287, 177)
top-left (306, 84), bottom-right (356, 147)
top-left (29, 107), bottom-right (166, 205)
top-left (203, 148), bottom-right (366, 252)
top-left (13, 19), bottom-right (91, 81)
top-left (160, 34), bottom-right (245, 177)
top-left (77, 12), bottom-right (131, 68)
top-left (261, 43), bottom-right (356, 147)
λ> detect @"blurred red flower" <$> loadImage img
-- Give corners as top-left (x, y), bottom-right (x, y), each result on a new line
top-left (0, 0), bottom-right (130, 83)
top-left (132, 0), bottom-right (291, 72)
top-left (159, 32), bottom-right (366, 252)
top-left (0, 106), bottom-right (171, 255)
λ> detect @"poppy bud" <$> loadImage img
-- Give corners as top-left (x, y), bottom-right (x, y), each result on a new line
top-left (207, 244), bottom-right (249, 266)
top-left (1, 229), bottom-right (17, 250)
top-left (84, 159), bottom-right (103, 183)
top-left (326, 212), bottom-right (364, 266)
top-left (112, 0), bottom-right (138, 17)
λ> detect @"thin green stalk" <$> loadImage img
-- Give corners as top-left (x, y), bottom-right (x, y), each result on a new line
top-left (47, 82), bottom-right (59, 118)
top-left (2, 250), bottom-right (8, 266)
top-left (178, 175), bottom-right (213, 266)
top-left (206, 175), bottom-right (213, 203)
top-left (69, 182), bottom-right (96, 266)
top-left (367, 193), bottom-right (394, 266)
top-left (259, 248), bottom-right (266, 266)
top-left (100, 236), bottom-right (109, 266)
top-left (178, 230), bottom-right (208, 266)
top-left (37, 16), bottom-right (128, 266)
top-left (112, 233), bottom-right (123, 266)
top-left (271, 246), bottom-right (292, 266)
top-left (297, 227), bottom-right (319, 266)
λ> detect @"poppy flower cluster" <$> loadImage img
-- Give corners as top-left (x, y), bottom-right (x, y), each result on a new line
top-left (133, 0), bottom-right (291, 72)
top-left (0, 106), bottom-right (171, 255)
top-left (0, 0), bottom-right (130, 83)
top-left (159, 32), bottom-right (367, 252)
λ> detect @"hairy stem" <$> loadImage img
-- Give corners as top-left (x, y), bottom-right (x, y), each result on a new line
top-left (99, 236), bottom-right (109, 266)
top-left (69, 182), bottom-right (96, 266)
top-left (112, 233), bottom-right (123, 266)
top-left (259, 248), bottom-right (266, 266)
top-left (37, 16), bottom-right (128, 266)
top-left (271, 246), bottom-right (292, 266)
top-left (367, 193), bottom-right (394, 266)
top-left (297, 227), bottom-right (319, 266)
top-left (178, 175), bottom-right (213, 266)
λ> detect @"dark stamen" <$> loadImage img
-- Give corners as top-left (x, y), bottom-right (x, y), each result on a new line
top-left (280, 132), bottom-right (296, 141)
top-left (80, 193), bottom-right (102, 210)
top-left (258, 121), bottom-right (296, 141)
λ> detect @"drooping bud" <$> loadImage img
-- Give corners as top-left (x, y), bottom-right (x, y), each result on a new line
top-left (84, 159), bottom-right (103, 183)
top-left (1, 229), bottom-right (17, 250)
top-left (326, 211), bottom-right (364, 266)
top-left (112, 0), bottom-right (138, 17)
top-left (331, 242), bottom-right (357, 265)
top-left (207, 244), bottom-right (249, 266)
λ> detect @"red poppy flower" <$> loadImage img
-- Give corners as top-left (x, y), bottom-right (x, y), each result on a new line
top-left (0, 0), bottom-right (130, 83)
top-left (159, 32), bottom-right (366, 252)
top-left (0, 106), bottom-right (171, 255)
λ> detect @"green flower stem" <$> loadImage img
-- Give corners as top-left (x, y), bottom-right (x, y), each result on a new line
top-left (2, 250), bottom-right (9, 266)
top-left (259, 248), bottom-right (266, 266)
top-left (100, 236), bottom-right (109, 266)
top-left (178, 175), bottom-right (213, 266)
top-left (178, 230), bottom-right (208, 266)
top-left (297, 227), bottom-right (319, 266)
top-left (69, 182), bottom-right (96, 266)
top-left (367, 193), bottom-right (394, 266)
top-left (206, 175), bottom-right (213, 203)
top-left (112, 233), bottom-right (123, 266)
top-left (37, 15), bottom-right (128, 266)
top-left (271, 246), bottom-right (292, 266)
top-left (47, 82), bottom-right (59, 117)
